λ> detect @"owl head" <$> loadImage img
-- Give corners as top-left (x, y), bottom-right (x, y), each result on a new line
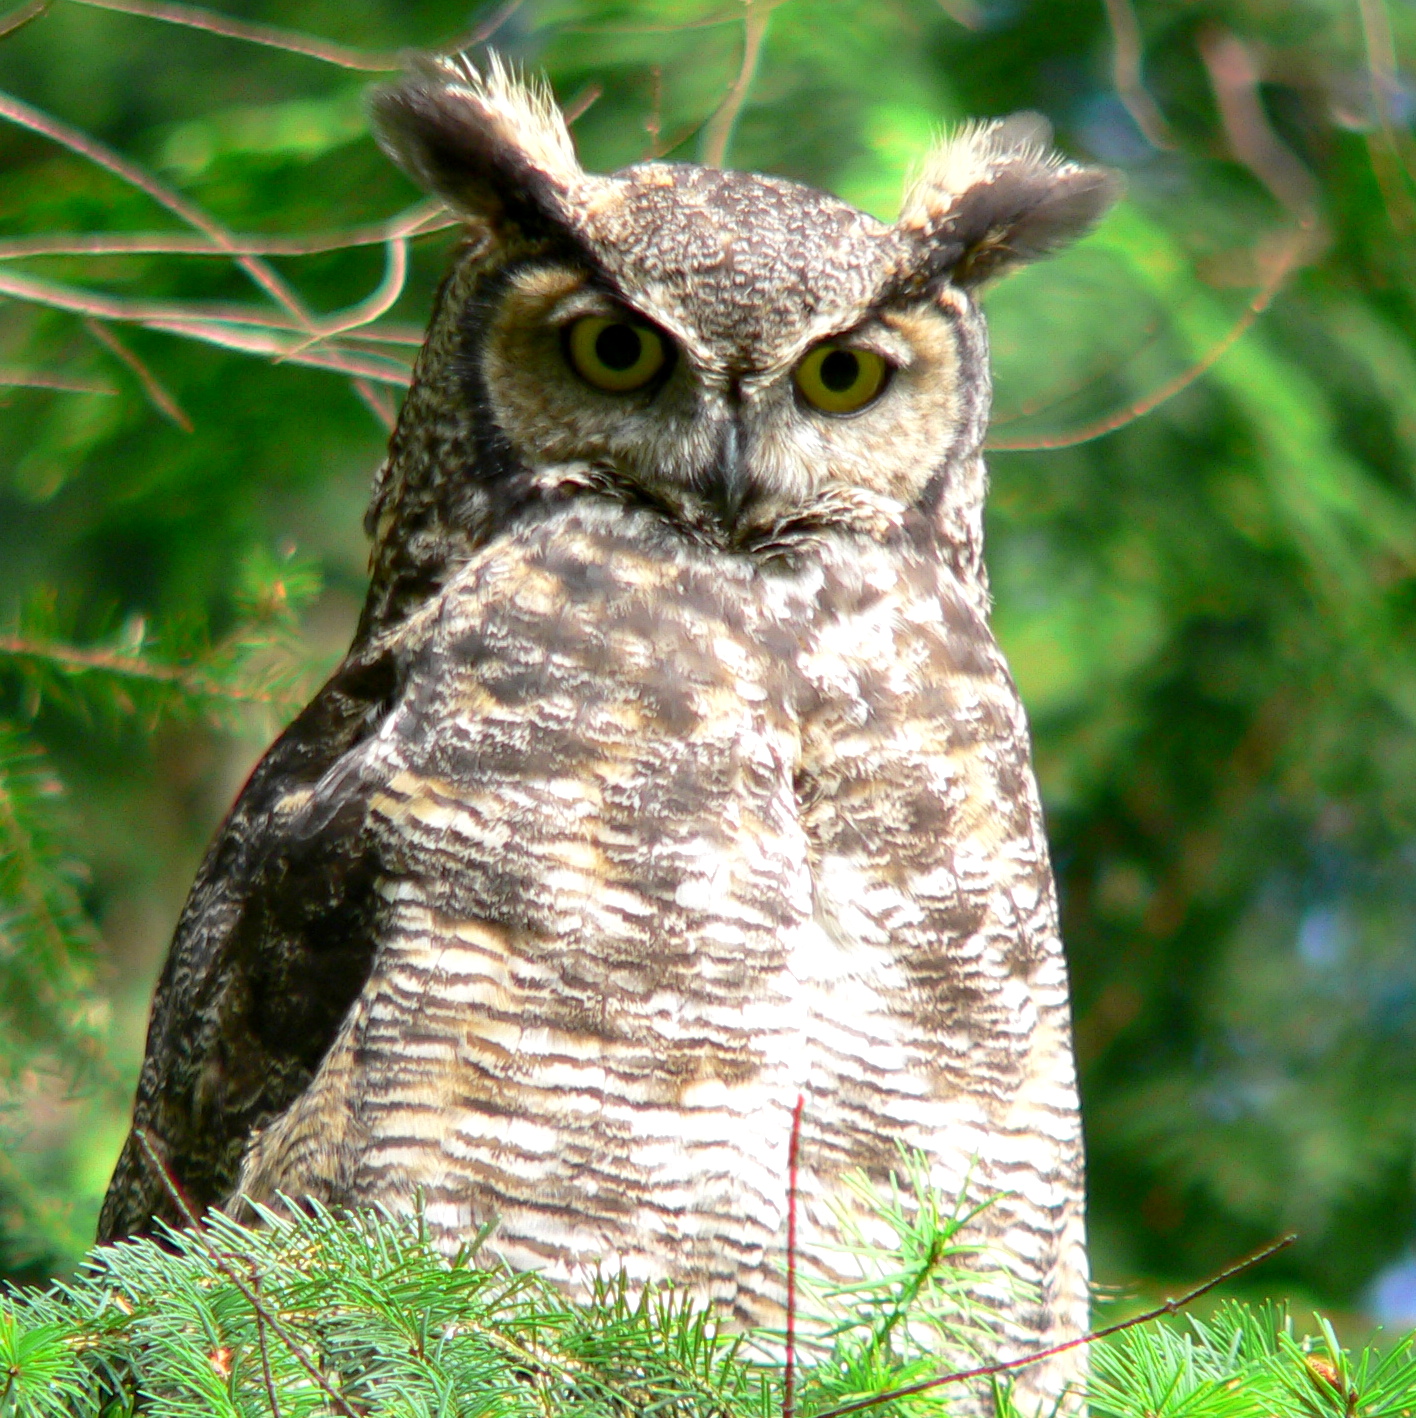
top-left (363, 54), bottom-right (1117, 611)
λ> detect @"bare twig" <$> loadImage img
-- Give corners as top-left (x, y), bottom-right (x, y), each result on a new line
top-left (643, 65), bottom-right (663, 158)
top-left (783, 1094), bottom-right (805, 1418)
top-left (701, 0), bottom-right (774, 167)
top-left (133, 1130), bottom-right (362, 1418)
top-left (811, 1234), bottom-right (1298, 1418)
top-left (934, 0), bottom-right (982, 30)
top-left (0, 88), bottom-right (315, 326)
top-left (0, 367), bottom-right (115, 395)
top-left (83, 317), bottom-right (193, 431)
top-left (251, 1265), bottom-right (284, 1418)
top-left (1101, 0), bottom-right (1174, 148)
top-left (68, 0), bottom-right (405, 69)
top-left (0, 268), bottom-right (414, 384)
top-left (987, 224), bottom-right (1308, 451)
top-left (0, 0), bottom-right (51, 40)
top-left (990, 318), bottom-right (1164, 427)
top-left (0, 200), bottom-right (453, 261)
top-left (1198, 26), bottom-right (1318, 223)
top-left (0, 87), bottom-right (418, 422)
top-left (0, 633), bottom-right (290, 706)
top-left (561, 82), bottom-right (602, 126)
top-left (456, 0), bottom-right (526, 50)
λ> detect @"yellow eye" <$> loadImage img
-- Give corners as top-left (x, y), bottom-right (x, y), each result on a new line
top-left (793, 343), bottom-right (889, 415)
top-left (565, 315), bottom-right (668, 393)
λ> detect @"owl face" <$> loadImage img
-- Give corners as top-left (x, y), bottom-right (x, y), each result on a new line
top-left (477, 173), bottom-right (972, 517)
top-left (373, 55), bottom-right (1119, 535)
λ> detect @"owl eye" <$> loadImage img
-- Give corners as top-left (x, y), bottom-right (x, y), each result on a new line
top-left (565, 315), bottom-right (668, 393)
top-left (793, 344), bottom-right (890, 415)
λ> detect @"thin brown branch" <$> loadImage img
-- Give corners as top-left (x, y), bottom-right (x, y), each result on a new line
top-left (934, 0), bottom-right (982, 29)
top-left (701, 0), bottom-right (774, 167)
top-left (457, 0), bottom-right (526, 49)
top-left (1101, 0), bottom-right (1174, 149)
top-left (251, 1265), bottom-right (283, 1418)
top-left (0, 88), bottom-right (312, 325)
top-left (68, 0), bottom-right (404, 69)
top-left (990, 317), bottom-right (1164, 427)
top-left (278, 237), bottom-right (409, 357)
top-left (352, 378), bottom-right (397, 431)
top-left (0, 0), bottom-right (51, 40)
top-left (0, 633), bottom-right (280, 704)
top-left (643, 65), bottom-right (663, 159)
top-left (561, 82), bottom-right (602, 126)
top-left (0, 85), bottom-right (411, 421)
top-left (811, 1234), bottom-right (1298, 1418)
top-left (83, 316), bottom-right (193, 431)
top-left (0, 367), bottom-right (115, 395)
top-left (0, 200), bottom-right (454, 261)
top-left (1198, 26), bottom-right (1318, 223)
top-left (0, 268), bottom-right (414, 384)
top-left (134, 1131), bottom-right (362, 1418)
top-left (987, 224), bottom-right (1308, 452)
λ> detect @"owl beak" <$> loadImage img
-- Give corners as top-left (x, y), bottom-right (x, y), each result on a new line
top-left (706, 416), bottom-right (752, 526)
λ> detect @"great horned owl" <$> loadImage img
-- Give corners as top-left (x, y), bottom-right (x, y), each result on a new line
top-left (99, 54), bottom-right (1118, 1413)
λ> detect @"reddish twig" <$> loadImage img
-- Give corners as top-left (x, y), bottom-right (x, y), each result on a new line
top-left (83, 317), bottom-right (193, 431)
top-left (562, 83), bottom-right (603, 126)
top-left (0, 200), bottom-right (453, 262)
top-left (643, 65), bottom-right (663, 159)
top-left (701, 0), bottom-right (773, 167)
top-left (0, 0), bottom-right (50, 39)
top-left (784, 1093), bottom-right (805, 1418)
top-left (134, 1130), bottom-right (361, 1418)
top-left (0, 367), bottom-right (115, 395)
top-left (810, 1233), bottom-right (1297, 1418)
top-left (987, 223), bottom-right (1308, 452)
top-left (0, 633), bottom-right (289, 705)
top-left (68, 0), bottom-right (405, 69)
top-left (1198, 26), bottom-right (1317, 222)
top-left (251, 1264), bottom-right (284, 1418)
top-left (990, 317), bottom-right (1164, 428)
top-left (1100, 0), bottom-right (1174, 149)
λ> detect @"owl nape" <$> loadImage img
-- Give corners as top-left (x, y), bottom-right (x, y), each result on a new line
top-left (98, 52), bottom-right (1119, 1416)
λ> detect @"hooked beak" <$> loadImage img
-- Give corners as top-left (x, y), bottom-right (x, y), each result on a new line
top-left (704, 415), bottom-right (752, 526)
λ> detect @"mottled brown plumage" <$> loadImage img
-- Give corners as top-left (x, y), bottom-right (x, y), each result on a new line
top-left (100, 53), bottom-right (1119, 1413)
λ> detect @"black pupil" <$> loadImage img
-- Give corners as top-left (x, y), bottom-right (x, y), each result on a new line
top-left (819, 349), bottom-right (860, 392)
top-left (595, 324), bottom-right (642, 371)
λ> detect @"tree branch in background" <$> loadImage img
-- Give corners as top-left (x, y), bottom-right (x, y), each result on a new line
top-left (1100, 0), bottom-right (1174, 149)
top-left (82, 318), bottom-right (193, 431)
top-left (987, 224), bottom-right (1308, 451)
top-left (0, 368), bottom-right (115, 395)
top-left (66, 0), bottom-right (525, 67)
top-left (992, 25), bottom-right (1327, 453)
top-left (1198, 25), bottom-right (1320, 226)
top-left (67, 0), bottom-right (403, 68)
top-left (135, 1130), bottom-right (364, 1418)
top-left (0, 0), bottom-right (49, 40)
top-left (811, 1234), bottom-right (1298, 1418)
top-left (701, 0), bottom-right (774, 167)
top-left (0, 199), bottom-right (453, 261)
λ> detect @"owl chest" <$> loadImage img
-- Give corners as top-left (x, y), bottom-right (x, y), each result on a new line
top-left (365, 558), bottom-right (823, 1040)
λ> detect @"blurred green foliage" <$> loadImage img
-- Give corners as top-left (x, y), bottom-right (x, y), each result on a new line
top-left (0, 0), bottom-right (1414, 1327)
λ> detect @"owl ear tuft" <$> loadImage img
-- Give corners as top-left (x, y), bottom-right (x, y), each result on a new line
top-left (897, 114), bottom-right (1121, 287)
top-left (370, 52), bottom-right (585, 234)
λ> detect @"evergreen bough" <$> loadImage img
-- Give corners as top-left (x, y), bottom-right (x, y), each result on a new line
top-left (2, 1165), bottom-right (1413, 1418)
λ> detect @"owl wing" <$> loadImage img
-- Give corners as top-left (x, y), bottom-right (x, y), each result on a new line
top-left (97, 647), bottom-right (398, 1242)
